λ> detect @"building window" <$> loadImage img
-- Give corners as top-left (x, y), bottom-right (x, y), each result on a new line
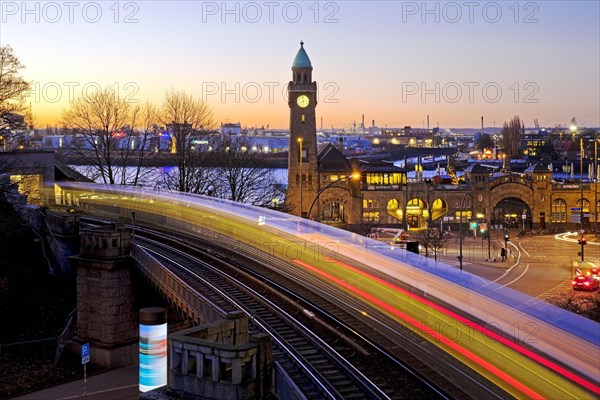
top-left (576, 198), bottom-right (590, 213)
top-left (387, 199), bottom-right (402, 221)
top-left (551, 198), bottom-right (566, 223)
top-left (363, 211), bottom-right (380, 223)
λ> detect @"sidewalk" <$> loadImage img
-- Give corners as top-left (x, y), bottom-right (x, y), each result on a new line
top-left (436, 233), bottom-right (513, 269)
top-left (10, 365), bottom-right (138, 400)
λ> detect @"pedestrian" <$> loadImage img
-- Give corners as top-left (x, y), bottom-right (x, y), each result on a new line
top-left (500, 247), bottom-right (506, 262)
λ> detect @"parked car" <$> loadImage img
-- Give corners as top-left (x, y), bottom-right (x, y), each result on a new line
top-left (572, 275), bottom-right (599, 291)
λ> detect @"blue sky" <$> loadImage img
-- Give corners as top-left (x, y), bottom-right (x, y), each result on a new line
top-left (1, 1), bottom-right (599, 129)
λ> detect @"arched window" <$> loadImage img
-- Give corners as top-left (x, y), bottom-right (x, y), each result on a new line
top-left (386, 199), bottom-right (401, 221)
top-left (576, 198), bottom-right (590, 213)
top-left (551, 198), bottom-right (566, 223)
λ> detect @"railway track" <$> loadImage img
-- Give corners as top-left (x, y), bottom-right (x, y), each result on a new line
top-left (81, 217), bottom-right (512, 399)
top-left (136, 235), bottom-right (390, 400)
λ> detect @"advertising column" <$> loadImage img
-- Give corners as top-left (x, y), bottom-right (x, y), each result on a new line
top-left (139, 307), bottom-right (167, 392)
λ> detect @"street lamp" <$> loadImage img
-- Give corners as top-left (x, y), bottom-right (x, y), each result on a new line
top-left (571, 119), bottom-right (584, 235)
top-left (458, 183), bottom-right (475, 271)
top-left (595, 140), bottom-right (599, 236)
top-left (298, 138), bottom-right (303, 217)
top-left (131, 211), bottom-right (136, 239)
top-left (307, 173), bottom-right (361, 221)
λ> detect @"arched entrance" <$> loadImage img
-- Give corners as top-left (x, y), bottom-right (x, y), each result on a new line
top-left (320, 201), bottom-right (347, 223)
top-left (407, 198), bottom-right (428, 230)
top-left (493, 197), bottom-right (531, 230)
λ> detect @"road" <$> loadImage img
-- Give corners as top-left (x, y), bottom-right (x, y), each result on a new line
top-left (434, 229), bottom-right (600, 298)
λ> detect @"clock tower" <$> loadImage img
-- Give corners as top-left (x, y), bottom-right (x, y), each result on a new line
top-left (287, 41), bottom-right (318, 217)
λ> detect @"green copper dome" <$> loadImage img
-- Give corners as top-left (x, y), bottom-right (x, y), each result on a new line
top-left (292, 41), bottom-right (312, 69)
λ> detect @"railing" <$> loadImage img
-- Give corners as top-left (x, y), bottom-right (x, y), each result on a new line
top-left (132, 243), bottom-right (228, 323)
top-left (273, 361), bottom-right (309, 400)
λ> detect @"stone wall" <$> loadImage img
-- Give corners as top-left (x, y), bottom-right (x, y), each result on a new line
top-left (166, 311), bottom-right (273, 400)
top-left (70, 225), bottom-right (137, 368)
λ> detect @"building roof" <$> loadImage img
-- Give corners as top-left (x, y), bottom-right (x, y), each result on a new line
top-left (292, 41), bottom-right (312, 69)
top-left (318, 143), bottom-right (350, 172)
top-left (355, 160), bottom-right (405, 173)
top-left (464, 163), bottom-right (495, 173)
top-left (524, 163), bottom-right (552, 174)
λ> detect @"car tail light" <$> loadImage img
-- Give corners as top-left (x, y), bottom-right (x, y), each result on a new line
top-left (572, 281), bottom-right (577, 285)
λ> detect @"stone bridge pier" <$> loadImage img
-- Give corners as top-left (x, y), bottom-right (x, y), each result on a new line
top-left (69, 224), bottom-right (138, 368)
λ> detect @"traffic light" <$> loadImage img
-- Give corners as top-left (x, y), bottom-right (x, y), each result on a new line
top-left (470, 222), bottom-right (478, 230)
top-left (578, 237), bottom-right (587, 262)
top-left (504, 233), bottom-right (510, 242)
top-left (479, 223), bottom-right (487, 234)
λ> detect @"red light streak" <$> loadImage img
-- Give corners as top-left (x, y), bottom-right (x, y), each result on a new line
top-left (322, 257), bottom-right (600, 396)
top-left (293, 259), bottom-right (545, 399)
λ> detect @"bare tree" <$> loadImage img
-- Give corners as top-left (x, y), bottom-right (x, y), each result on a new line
top-left (415, 225), bottom-right (448, 260)
top-left (159, 89), bottom-right (213, 192)
top-left (429, 228), bottom-right (448, 261)
top-left (500, 115), bottom-right (524, 160)
top-left (127, 101), bottom-right (159, 186)
top-left (0, 45), bottom-right (31, 131)
top-left (62, 87), bottom-right (156, 185)
top-left (212, 135), bottom-right (284, 206)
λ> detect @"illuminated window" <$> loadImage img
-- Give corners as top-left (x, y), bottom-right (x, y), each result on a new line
top-left (551, 198), bottom-right (566, 223)
top-left (576, 198), bottom-right (590, 213)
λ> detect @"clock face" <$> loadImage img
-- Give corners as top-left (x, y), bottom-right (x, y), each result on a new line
top-left (296, 95), bottom-right (310, 108)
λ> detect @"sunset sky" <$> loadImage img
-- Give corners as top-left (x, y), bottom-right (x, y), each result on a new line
top-left (1, 1), bottom-right (599, 130)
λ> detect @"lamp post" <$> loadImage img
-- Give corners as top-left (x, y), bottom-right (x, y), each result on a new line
top-left (298, 138), bottom-right (303, 217)
top-left (595, 140), bottom-right (598, 236)
top-left (458, 183), bottom-right (475, 271)
top-left (571, 120), bottom-right (583, 234)
top-left (307, 173), bottom-right (360, 221)
top-left (130, 211), bottom-right (136, 240)
top-left (580, 136), bottom-right (584, 234)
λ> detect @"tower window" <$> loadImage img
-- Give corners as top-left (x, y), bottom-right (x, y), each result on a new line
top-left (302, 115), bottom-right (305, 123)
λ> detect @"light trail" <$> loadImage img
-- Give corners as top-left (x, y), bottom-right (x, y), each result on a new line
top-left (320, 257), bottom-right (600, 396)
top-left (293, 259), bottom-right (546, 400)
top-left (497, 264), bottom-right (530, 288)
top-left (53, 183), bottom-right (600, 397)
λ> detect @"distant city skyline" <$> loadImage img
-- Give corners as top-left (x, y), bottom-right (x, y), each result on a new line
top-left (1, 1), bottom-right (599, 129)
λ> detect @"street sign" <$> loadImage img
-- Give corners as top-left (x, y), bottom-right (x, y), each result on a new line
top-left (584, 213), bottom-right (593, 218)
top-left (522, 214), bottom-right (526, 220)
top-left (571, 207), bottom-right (581, 211)
top-left (81, 343), bottom-right (90, 365)
top-left (571, 215), bottom-right (581, 223)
